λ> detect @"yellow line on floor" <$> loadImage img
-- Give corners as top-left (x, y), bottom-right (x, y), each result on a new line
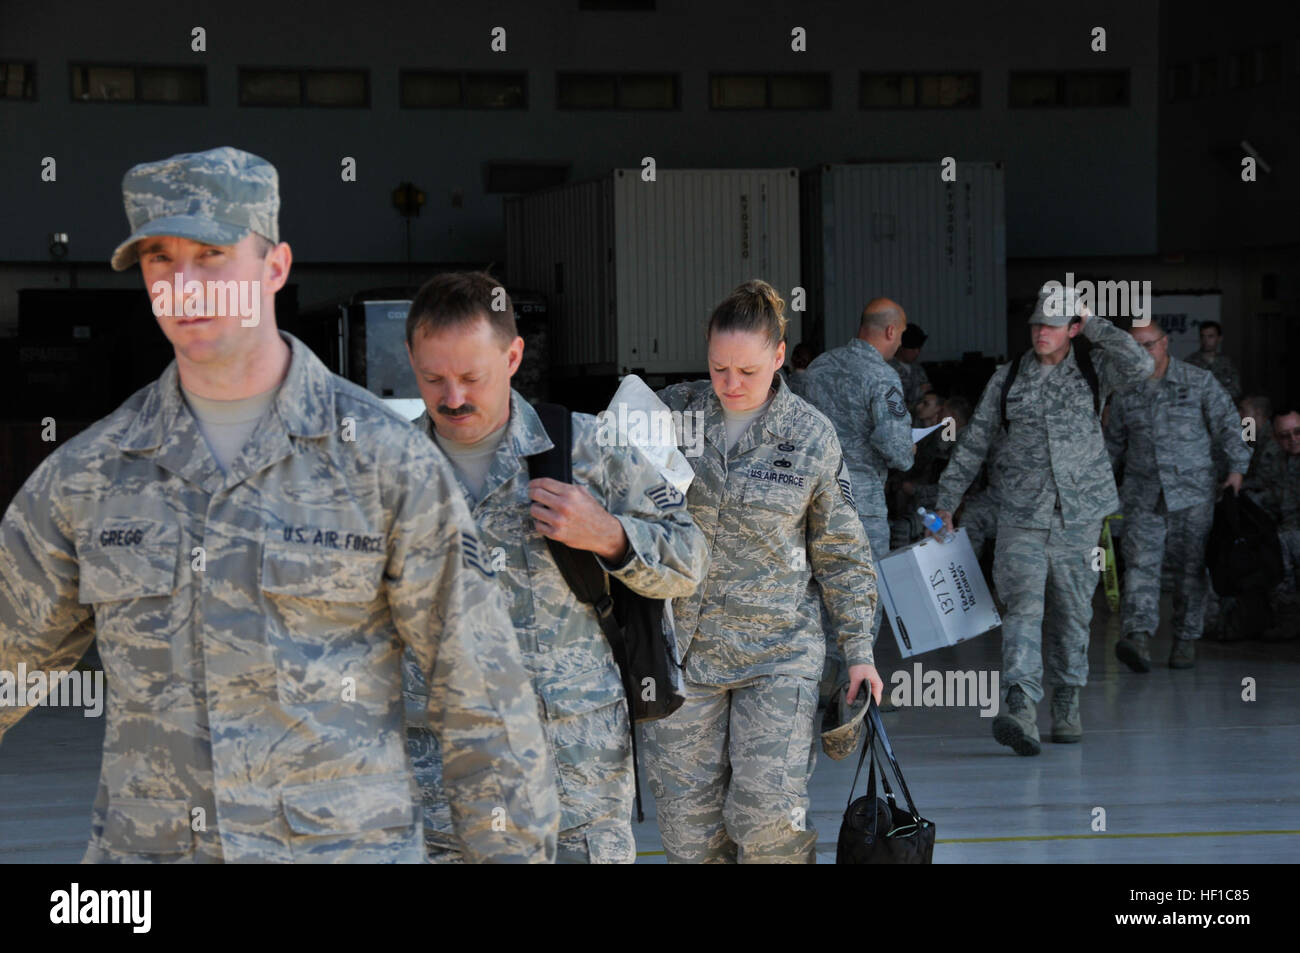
top-left (634, 829), bottom-right (1300, 856)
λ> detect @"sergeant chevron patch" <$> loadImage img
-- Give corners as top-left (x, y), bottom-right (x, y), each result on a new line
top-left (460, 530), bottom-right (496, 577)
top-left (837, 476), bottom-right (856, 509)
top-left (646, 483), bottom-right (686, 510)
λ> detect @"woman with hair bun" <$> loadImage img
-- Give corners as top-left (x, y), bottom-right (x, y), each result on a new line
top-left (643, 279), bottom-right (883, 864)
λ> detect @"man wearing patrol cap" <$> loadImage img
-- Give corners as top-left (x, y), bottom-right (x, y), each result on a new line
top-left (930, 284), bottom-right (1152, 755)
top-left (0, 146), bottom-right (561, 862)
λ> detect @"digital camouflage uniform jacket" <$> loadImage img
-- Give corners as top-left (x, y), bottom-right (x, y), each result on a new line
top-left (801, 339), bottom-right (915, 519)
top-left (407, 392), bottom-right (707, 843)
top-left (0, 334), bottom-right (558, 863)
top-left (658, 375), bottom-right (877, 683)
top-left (1105, 356), bottom-right (1252, 513)
top-left (936, 317), bottom-right (1154, 528)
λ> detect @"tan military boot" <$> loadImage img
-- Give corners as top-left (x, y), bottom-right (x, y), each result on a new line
top-left (992, 684), bottom-right (1041, 756)
top-left (1169, 638), bottom-right (1196, 669)
top-left (1115, 631), bottom-right (1152, 673)
top-left (1050, 686), bottom-right (1082, 743)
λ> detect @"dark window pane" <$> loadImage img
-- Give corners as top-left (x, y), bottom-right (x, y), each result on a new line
top-left (770, 73), bottom-right (829, 109)
top-left (139, 67), bottom-right (204, 104)
top-left (240, 69), bottom-right (300, 106)
top-left (304, 70), bottom-right (366, 107)
top-left (465, 72), bottom-right (525, 108)
top-left (711, 74), bottom-right (766, 108)
top-left (558, 73), bottom-right (617, 108)
top-left (401, 72), bottom-right (461, 107)
top-left (1197, 57), bottom-right (1218, 96)
top-left (938, 73), bottom-right (978, 106)
top-left (618, 74), bottom-right (675, 109)
top-left (860, 73), bottom-right (904, 107)
top-left (1009, 72), bottom-right (1063, 107)
top-left (1, 63), bottom-right (34, 99)
top-left (72, 65), bottom-right (135, 101)
top-left (1066, 70), bottom-right (1127, 106)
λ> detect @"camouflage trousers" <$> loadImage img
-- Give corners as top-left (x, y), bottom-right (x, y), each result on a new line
top-left (1120, 498), bottom-right (1215, 641)
top-left (641, 674), bottom-right (820, 864)
top-left (821, 515), bottom-right (889, 701)
top-left (992, 515), bottom-right (1102, 704)
top-left (406, 697), bottom-right (635, 864)
top-left (958, 494), bottom-right (998, 562)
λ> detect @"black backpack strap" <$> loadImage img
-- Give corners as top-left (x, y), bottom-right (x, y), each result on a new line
top-left (999, 351), bottom-right (1025, 432)
top-left (525, 401), bottom-right (645, 822)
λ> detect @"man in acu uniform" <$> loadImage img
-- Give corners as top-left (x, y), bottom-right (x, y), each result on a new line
top-left (0, 147), bottom-right (559, 862)
top-left (800, 298), bottom-right (914, 699)
top-left (932, 285), bottom-right (1152, 755)
top-left (1105, 322), bottom-right (1251, 671)
top-left (402, 272), bottom-right (707, 864)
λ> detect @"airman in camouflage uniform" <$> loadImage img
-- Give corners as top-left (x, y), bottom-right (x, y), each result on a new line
top-left (1245, 410), bottom-right (1300, 640)
top-left (889, 323), bottom-right (933, 409)
top-left (403, 273), bottom-right (707, 864)
top-left (1185, 322), bottom-right (1242, 403)
top-left (1105, 324), bottom-right (1251, 671)
top-left (800, 300), bottom-right (914, 694)
top-left (934, 285), bottom-right (1152, 754)
top-left (0, 148), bottom-right (559, 862)
top-left (640, 280), bottom-right (882, 864)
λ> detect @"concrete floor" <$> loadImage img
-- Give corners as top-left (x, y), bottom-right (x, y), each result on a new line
top-left (2, 592), bottom-right (1297, 863)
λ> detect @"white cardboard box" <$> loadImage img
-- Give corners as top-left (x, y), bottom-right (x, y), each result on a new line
top-left (877, 528), bottom-right (1002, 658)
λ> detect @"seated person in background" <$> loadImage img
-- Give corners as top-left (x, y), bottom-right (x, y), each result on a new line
top-left (1240, 394), bottom-right (1277, 478)
top-left (1244, 409), bottom-right (1300, 641)
top-left (888, 392), bottom-right (946, 547)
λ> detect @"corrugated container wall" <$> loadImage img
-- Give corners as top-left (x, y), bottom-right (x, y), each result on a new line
top-left (507, 169), bottom-right (800, 376)
top-left (805, 163), bottom-right (1007, 362)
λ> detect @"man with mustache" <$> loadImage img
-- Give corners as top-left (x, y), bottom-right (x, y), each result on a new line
top-left (404, 271), bottom-right (707, 863)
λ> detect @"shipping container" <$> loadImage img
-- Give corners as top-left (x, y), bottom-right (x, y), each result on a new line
top-left (505, 168), bottom-right (801, 379)
top-left (802, 162), bottom-right (1007, 362)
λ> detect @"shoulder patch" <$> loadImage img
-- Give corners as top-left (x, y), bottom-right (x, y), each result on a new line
top-left (645, 482), bottom-right (686, 511)
top-left (885, 385), bottom-right (908, 418)
top-left (460, 530), bottom-right (496, 577)
top-left (836, 459), bottom-right (856, 509)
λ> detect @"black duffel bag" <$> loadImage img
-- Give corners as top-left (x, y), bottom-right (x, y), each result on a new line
top-left (837, 700), bottom-right (935, 864)
top-left (1208, 490), bottom-right (1284, 598)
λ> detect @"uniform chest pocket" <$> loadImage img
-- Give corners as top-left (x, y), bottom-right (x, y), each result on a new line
top-left (261, 543), bottom-right (390, 707)
top-left (77, 522), bottom-right (184, 708)
top-left (260, 542), bottom-right (386, 602)
top-left (741, 472), bottom-right (809, 527)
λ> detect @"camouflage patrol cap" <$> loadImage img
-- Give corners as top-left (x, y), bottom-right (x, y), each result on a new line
top-left (1029, 283), bottom-right (1087, 327)
top-left (111, 146), bottom-right (279, 271)
top-left (820, 687), bottom-right (871, 760)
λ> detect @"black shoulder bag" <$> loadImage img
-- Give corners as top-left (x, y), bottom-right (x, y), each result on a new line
top-left (836, 700), bottom-right (936, 864)
top-left (525, 402), bottom-right (686, 821)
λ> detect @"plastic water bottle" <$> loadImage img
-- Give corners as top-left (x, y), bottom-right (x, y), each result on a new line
top-left (917, 507), bottom-right (955, 543)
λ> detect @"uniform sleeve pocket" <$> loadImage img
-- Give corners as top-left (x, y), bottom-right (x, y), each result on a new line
top-left (261, 543), bottom-right (386, 602)
top-left (105, 797), bottom-right (193, 854)
top-left (281, 771), bottom-right (417, 835)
